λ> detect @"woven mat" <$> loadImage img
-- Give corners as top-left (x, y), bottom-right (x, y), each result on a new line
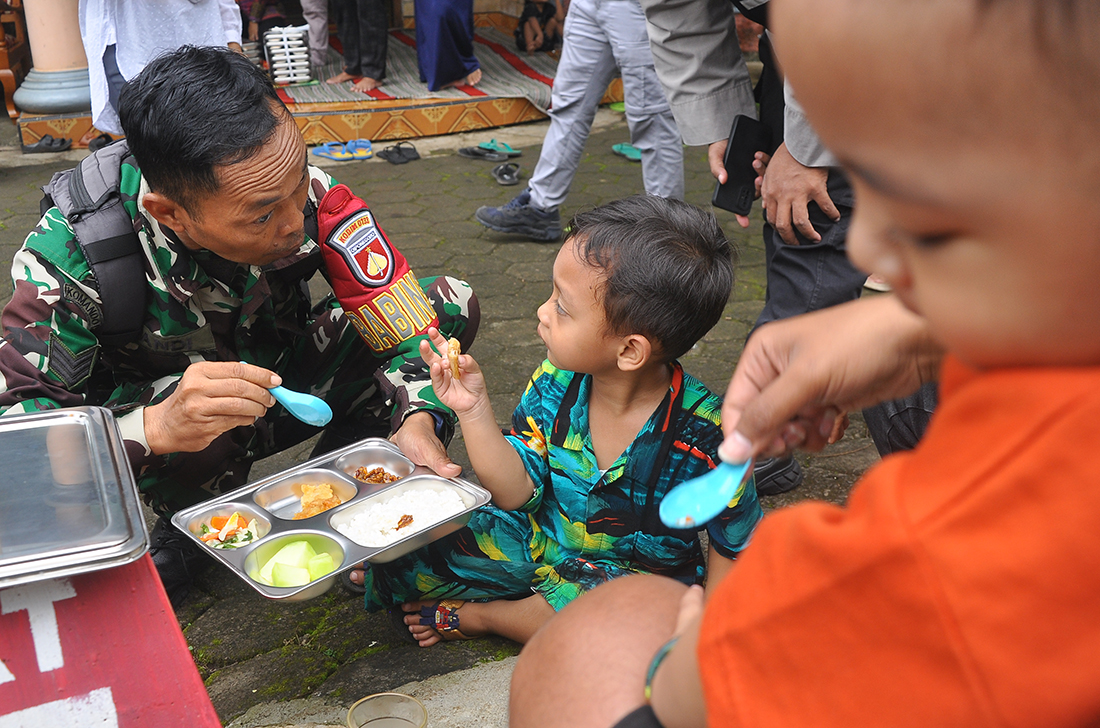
top-left (282, 27), bottom-right (559, 112)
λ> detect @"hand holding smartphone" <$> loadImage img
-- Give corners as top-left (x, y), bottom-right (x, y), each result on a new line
top-left (712, 115), bottom-right (772, 216)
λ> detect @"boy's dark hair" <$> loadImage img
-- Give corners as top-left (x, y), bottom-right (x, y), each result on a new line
top-left (117, 46), bottom-right (285, 215)
top-left (568, 195), bottom-right (735, 363)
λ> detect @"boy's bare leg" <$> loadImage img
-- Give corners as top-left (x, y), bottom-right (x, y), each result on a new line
top-left (400, 593), bottom-right (554, 646)
top-left (545, 17), bottom-right (561, 40)
top-left (510, 576), bottom-right (685, 728)
top-left (525, 18), bottom-right (541, 55)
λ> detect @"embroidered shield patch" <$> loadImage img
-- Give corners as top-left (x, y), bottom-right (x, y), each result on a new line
top-left (327, 210), bottom-right (395, 287)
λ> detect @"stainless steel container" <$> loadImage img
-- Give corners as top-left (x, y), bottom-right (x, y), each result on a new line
top-left (0, 407), bottom-right (148, 589)
top-left (172, 438), bottom-right (491, 601)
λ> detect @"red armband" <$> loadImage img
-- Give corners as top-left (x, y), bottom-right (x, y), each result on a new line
top-left (317, 184), bottom-right (439, 355)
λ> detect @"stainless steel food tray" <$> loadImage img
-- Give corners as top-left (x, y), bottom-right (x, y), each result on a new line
top-left (171, 438), bottom-right (491, 600)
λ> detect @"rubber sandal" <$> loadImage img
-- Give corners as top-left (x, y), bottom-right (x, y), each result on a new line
top-left (339, 567), bottom-right (367, 596)
top-left (612, 143), bottom-right (642, 162)
top-left (346, 139), bottom-right (373, 159)
top-left (21, 134), bottom-right (72, 154)
top-left (418, 599), bottom-right (471, 640)
top-left (87, 133), bottom-right (115, 153)
top-left (378, 141), bottom-right (421, 165)
top-left (478, 139), bottom-right (522, 157)
top-left (458, 146), bottom-right (507, 162)
top-left (312, 141), bottom-right (354, 160)
top-left (608, 102), bottom-right (625, 113)
top-left (491, 162), bottom-right (521, 186)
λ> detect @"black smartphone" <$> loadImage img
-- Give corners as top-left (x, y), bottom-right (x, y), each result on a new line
top-left (712, 115), bottom-right (772, 216)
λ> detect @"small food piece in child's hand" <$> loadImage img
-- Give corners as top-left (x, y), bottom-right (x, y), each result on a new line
top-left (447, 337), bottom-right (461, 379)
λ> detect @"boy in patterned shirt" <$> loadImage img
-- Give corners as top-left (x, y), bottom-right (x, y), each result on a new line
top-left (363, 195), bottom-right (761, 646)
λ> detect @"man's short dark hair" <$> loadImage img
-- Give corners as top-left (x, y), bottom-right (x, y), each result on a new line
top-left (568, 195), bottom-right (735, 363)
top-left (117, 45), bottom-right (285, 214)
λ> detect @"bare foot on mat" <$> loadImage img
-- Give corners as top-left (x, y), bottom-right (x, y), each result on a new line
top-left (352, 76), bottom-right (382, 92)
top-left (327, 70), bottom-right (356, 84)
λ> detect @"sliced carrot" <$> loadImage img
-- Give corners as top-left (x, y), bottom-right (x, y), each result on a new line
top-left (210, 516), bottom-right (230, 531)
top-left (201, 531), bottom-right (222, 542)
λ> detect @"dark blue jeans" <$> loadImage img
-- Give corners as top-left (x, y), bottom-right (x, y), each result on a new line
top-left (750, 169), bottom-right (937, 457)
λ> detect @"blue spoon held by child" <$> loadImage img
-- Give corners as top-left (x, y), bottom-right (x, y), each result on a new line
top-left (269, 385), bottom-right (333, 427)
top-left (659, 458), bottom-right (754, 529)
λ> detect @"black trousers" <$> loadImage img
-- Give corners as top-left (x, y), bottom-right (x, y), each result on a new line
top-left (335, 0), bottom-right (388, 79)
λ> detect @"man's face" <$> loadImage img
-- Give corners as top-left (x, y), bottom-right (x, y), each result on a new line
top-left (173, 108), bottom-right (311, 266)
top-left (773, 0), bottom-right (1100, 368)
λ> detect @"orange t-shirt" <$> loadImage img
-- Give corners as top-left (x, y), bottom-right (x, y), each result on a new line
top-left (699, 357), bottom-right (1100, 726)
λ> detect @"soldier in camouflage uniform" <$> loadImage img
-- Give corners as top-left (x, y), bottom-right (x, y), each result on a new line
top-left (0, 46), bottom-right (479, 603)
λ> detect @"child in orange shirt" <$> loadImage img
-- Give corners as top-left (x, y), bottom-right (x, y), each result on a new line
top-left (507, 1), bottom-right (1100, 727)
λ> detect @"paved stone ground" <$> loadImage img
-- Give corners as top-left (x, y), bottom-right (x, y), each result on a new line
top-left (0, 112), bottom-right (880, 726)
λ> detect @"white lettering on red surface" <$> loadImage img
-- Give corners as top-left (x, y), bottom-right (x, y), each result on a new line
top-left (0, 687), bottom-right (119, 727)
top-left (0, 579), bottom-right (77, 673)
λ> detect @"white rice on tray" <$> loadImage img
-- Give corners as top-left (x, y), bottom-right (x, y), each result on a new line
top-left (335, 487), bottom-right (467, 547)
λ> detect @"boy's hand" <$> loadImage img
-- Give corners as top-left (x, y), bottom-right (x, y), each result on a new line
top-left (419, 327), bottom-right (489, 419)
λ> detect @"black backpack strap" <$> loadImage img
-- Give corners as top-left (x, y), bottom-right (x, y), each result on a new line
top-left (43, 141), bottom-right (146, 346)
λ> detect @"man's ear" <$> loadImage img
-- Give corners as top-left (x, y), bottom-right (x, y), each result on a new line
top-left (617, 333), bottom-right (655, 372)
top-left (140, 192), bottom-right (191, 235)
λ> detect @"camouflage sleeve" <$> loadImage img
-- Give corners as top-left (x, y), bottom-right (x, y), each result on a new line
top-left (0, 210), bottom-right (98, 415)
top-left (0, 209), bottom-right (167, 472)
top-left (372, 276), bottom-right (479, 437)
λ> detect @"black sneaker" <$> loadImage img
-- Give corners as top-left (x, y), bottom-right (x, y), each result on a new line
top-left (148, 517), bottom-right (212, 607)
top-left (474, 189), bottom-right (562, 242)
top-left (753, 456), bottom-right (804, 496)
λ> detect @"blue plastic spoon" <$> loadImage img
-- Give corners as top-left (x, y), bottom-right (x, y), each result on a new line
top-left (659, 459), bottom-right (754, 529)
top-left (269, 385), bottom-right (333, 427)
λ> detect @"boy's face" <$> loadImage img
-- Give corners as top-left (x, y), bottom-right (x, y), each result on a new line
top-left (537, 236), bottom-right (622, 373)
top-left (773, 0), bottom-right (1100, 368)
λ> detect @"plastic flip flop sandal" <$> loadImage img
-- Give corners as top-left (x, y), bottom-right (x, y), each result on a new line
top-left (346, 139), bottom-right (374, 159)
top-left (458, 146), bottom-right (508, 162)
top-left (478, 139), bottom-right (522, 157)
top-left (491, 162), bottom-right (521, 186)
top-left (608, 102), bottom-right (626, 113)
top-left (378, 141), bottom-right (420, 165)
top-left (612, 143), bottom-right (642, 162)
top-left (87, 133), bottom-right (115, 153)
top-left (311, 141), bottom-right (354, 160)
top-left (21, 134), bottom-right (72, 154)
top-left (394, 141), bottom-right (420, 162)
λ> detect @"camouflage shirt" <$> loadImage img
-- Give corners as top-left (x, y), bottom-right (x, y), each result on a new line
top-left (0, 156), bottom-right (449, 477)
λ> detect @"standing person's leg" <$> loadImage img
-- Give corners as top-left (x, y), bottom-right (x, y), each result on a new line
top-left (527, 0), bottom-right (617, 212)
top-left (300, 0), bottom-right (331, 69)
top-left (352, 0), bottom-right (388, 90)
top-left (328, 0), bottom-right (364, 83)
top-left (474, 0), bottom-right (616, 241)
top-left (753, 171), bottom-right (864, 328)
top-left (604, 0), bottom-right (684, 201)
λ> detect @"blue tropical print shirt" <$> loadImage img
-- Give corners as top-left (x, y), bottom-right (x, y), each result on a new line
top-left (505, 360), bottom-right (762, 582)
